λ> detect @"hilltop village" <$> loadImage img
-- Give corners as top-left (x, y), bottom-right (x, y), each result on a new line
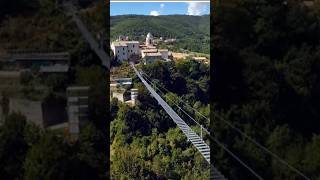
top-left (110, 32), bottom-right (209, 105)
top-left (111, 32), bottom-right (210, 65)
top-left (109, 28), bottom-right (211, 179)
top-left (111, 32), bottom-right (171, 64)
top-left (110, 32), bottom-right (169, 106)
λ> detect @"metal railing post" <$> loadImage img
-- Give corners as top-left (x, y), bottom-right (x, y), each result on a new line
top-left (201, 125), bottom-right (203, 140)
top-left (187, 128), bottom-right (189, 141)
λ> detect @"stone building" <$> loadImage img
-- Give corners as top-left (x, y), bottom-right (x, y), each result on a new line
top-left (111, 41), bottom-right (140, 62)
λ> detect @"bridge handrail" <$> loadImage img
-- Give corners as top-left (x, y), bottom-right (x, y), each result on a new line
top-left (140, 70), bottom-right (210, 131)
top-left (141, 72), bottom-right (210, 135)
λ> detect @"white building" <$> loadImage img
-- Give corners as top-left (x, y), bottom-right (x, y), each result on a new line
top-left (110, 78), bottom-right (132, 87)
top-left (126, 41), bottom-right (140, 57)
top-left (111, 41), bottom-right (140, 62)
top-left (111, 33), bottom-right (171, 63)
top-left (164, 38), bottom-right (177, 43)
top-left (111, 89), bottom-right (126, 102)
top-left (141, 49), bottom-right (169, 64)
top-left (144, 52), bottom-right (163, 64)
top-left (141, 49), bottom-right (158, 58)
top-left (158, 49), bottom-right (169, 59)
top-left (141, 33), bottom-right (170, 64)
top-left (146, 32), bottom-right (153, 46)
top-left (111, 42), bottom-right (127, 62)
top-left (127, 88), bottom-right (138, 106)
top-left (109, 77), bottom-right (138, 106)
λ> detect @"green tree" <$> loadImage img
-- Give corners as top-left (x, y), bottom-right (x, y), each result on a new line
top-left (111, 146), bottom-right (156, 179)
top-left (76, 123), bottom-right (107, 179)
top-left (23, 132), bottom-right (68, 180)
top-left (110, 97), bottom-right (119, 121)
top-left (303, 135), bottom-right (320, 179)
top-left (0, 113), bottom-right (28, 179)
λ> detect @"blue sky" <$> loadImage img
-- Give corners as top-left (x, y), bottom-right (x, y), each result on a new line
top-left (110, 2), bottom-right (210, 16)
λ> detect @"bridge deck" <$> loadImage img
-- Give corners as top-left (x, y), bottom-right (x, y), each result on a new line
top-left (131, 63), bottom-right (210, 162)
top-left (63, 2), bottom-right (109, 69)
top-left (131, 63), bottom-right (227, 179)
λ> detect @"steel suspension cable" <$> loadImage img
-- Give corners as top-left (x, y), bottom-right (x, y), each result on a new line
top-left (141, 70), bottom-right (210, 120)
top-left (142, 73), bottom-right (209, 133)
top-left (139, 70), bottom-right (264, 180)
top-left (140, 70), bottom-right (310, 180)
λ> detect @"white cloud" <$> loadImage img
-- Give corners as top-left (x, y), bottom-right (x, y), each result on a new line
top-left (187, 2), bottom-right (209, 16)
top-left (150, 3), bottom-right (165, 16)
top-left (150, 11), bottom-right (160, 16)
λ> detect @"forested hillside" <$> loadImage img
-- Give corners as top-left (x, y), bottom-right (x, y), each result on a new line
top-left (110, 15), bottom-right (210, 54)
top-left (213, 0), bottom-right (320, 179)
top-left (110, 60), bottom-right (210, 179)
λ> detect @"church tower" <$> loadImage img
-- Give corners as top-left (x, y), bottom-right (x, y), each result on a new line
top-left (146, 32), bottom-right (153, 46)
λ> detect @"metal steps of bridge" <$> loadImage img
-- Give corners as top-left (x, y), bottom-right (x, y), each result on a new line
top-left (132, 64), bottom-right (227, 180)
top-left (175, 122), bottom-right (211, 163)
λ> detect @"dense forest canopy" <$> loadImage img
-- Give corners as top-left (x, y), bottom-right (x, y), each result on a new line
top-left (213, 0), bottom-right (320, 179)
top-left (110, 15), bottom-right (210, 54)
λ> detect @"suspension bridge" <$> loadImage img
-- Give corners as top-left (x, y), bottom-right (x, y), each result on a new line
top-left (131, 63), bottom-right (226, 180)
top-left (131, 63), bottom-right (311, 180)
top-left (62, 2), bottom-right (311, 179)
top-left (63, 2), bottom-right (225, 177)
top-left (63, 1), bottom-right (110, 69)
